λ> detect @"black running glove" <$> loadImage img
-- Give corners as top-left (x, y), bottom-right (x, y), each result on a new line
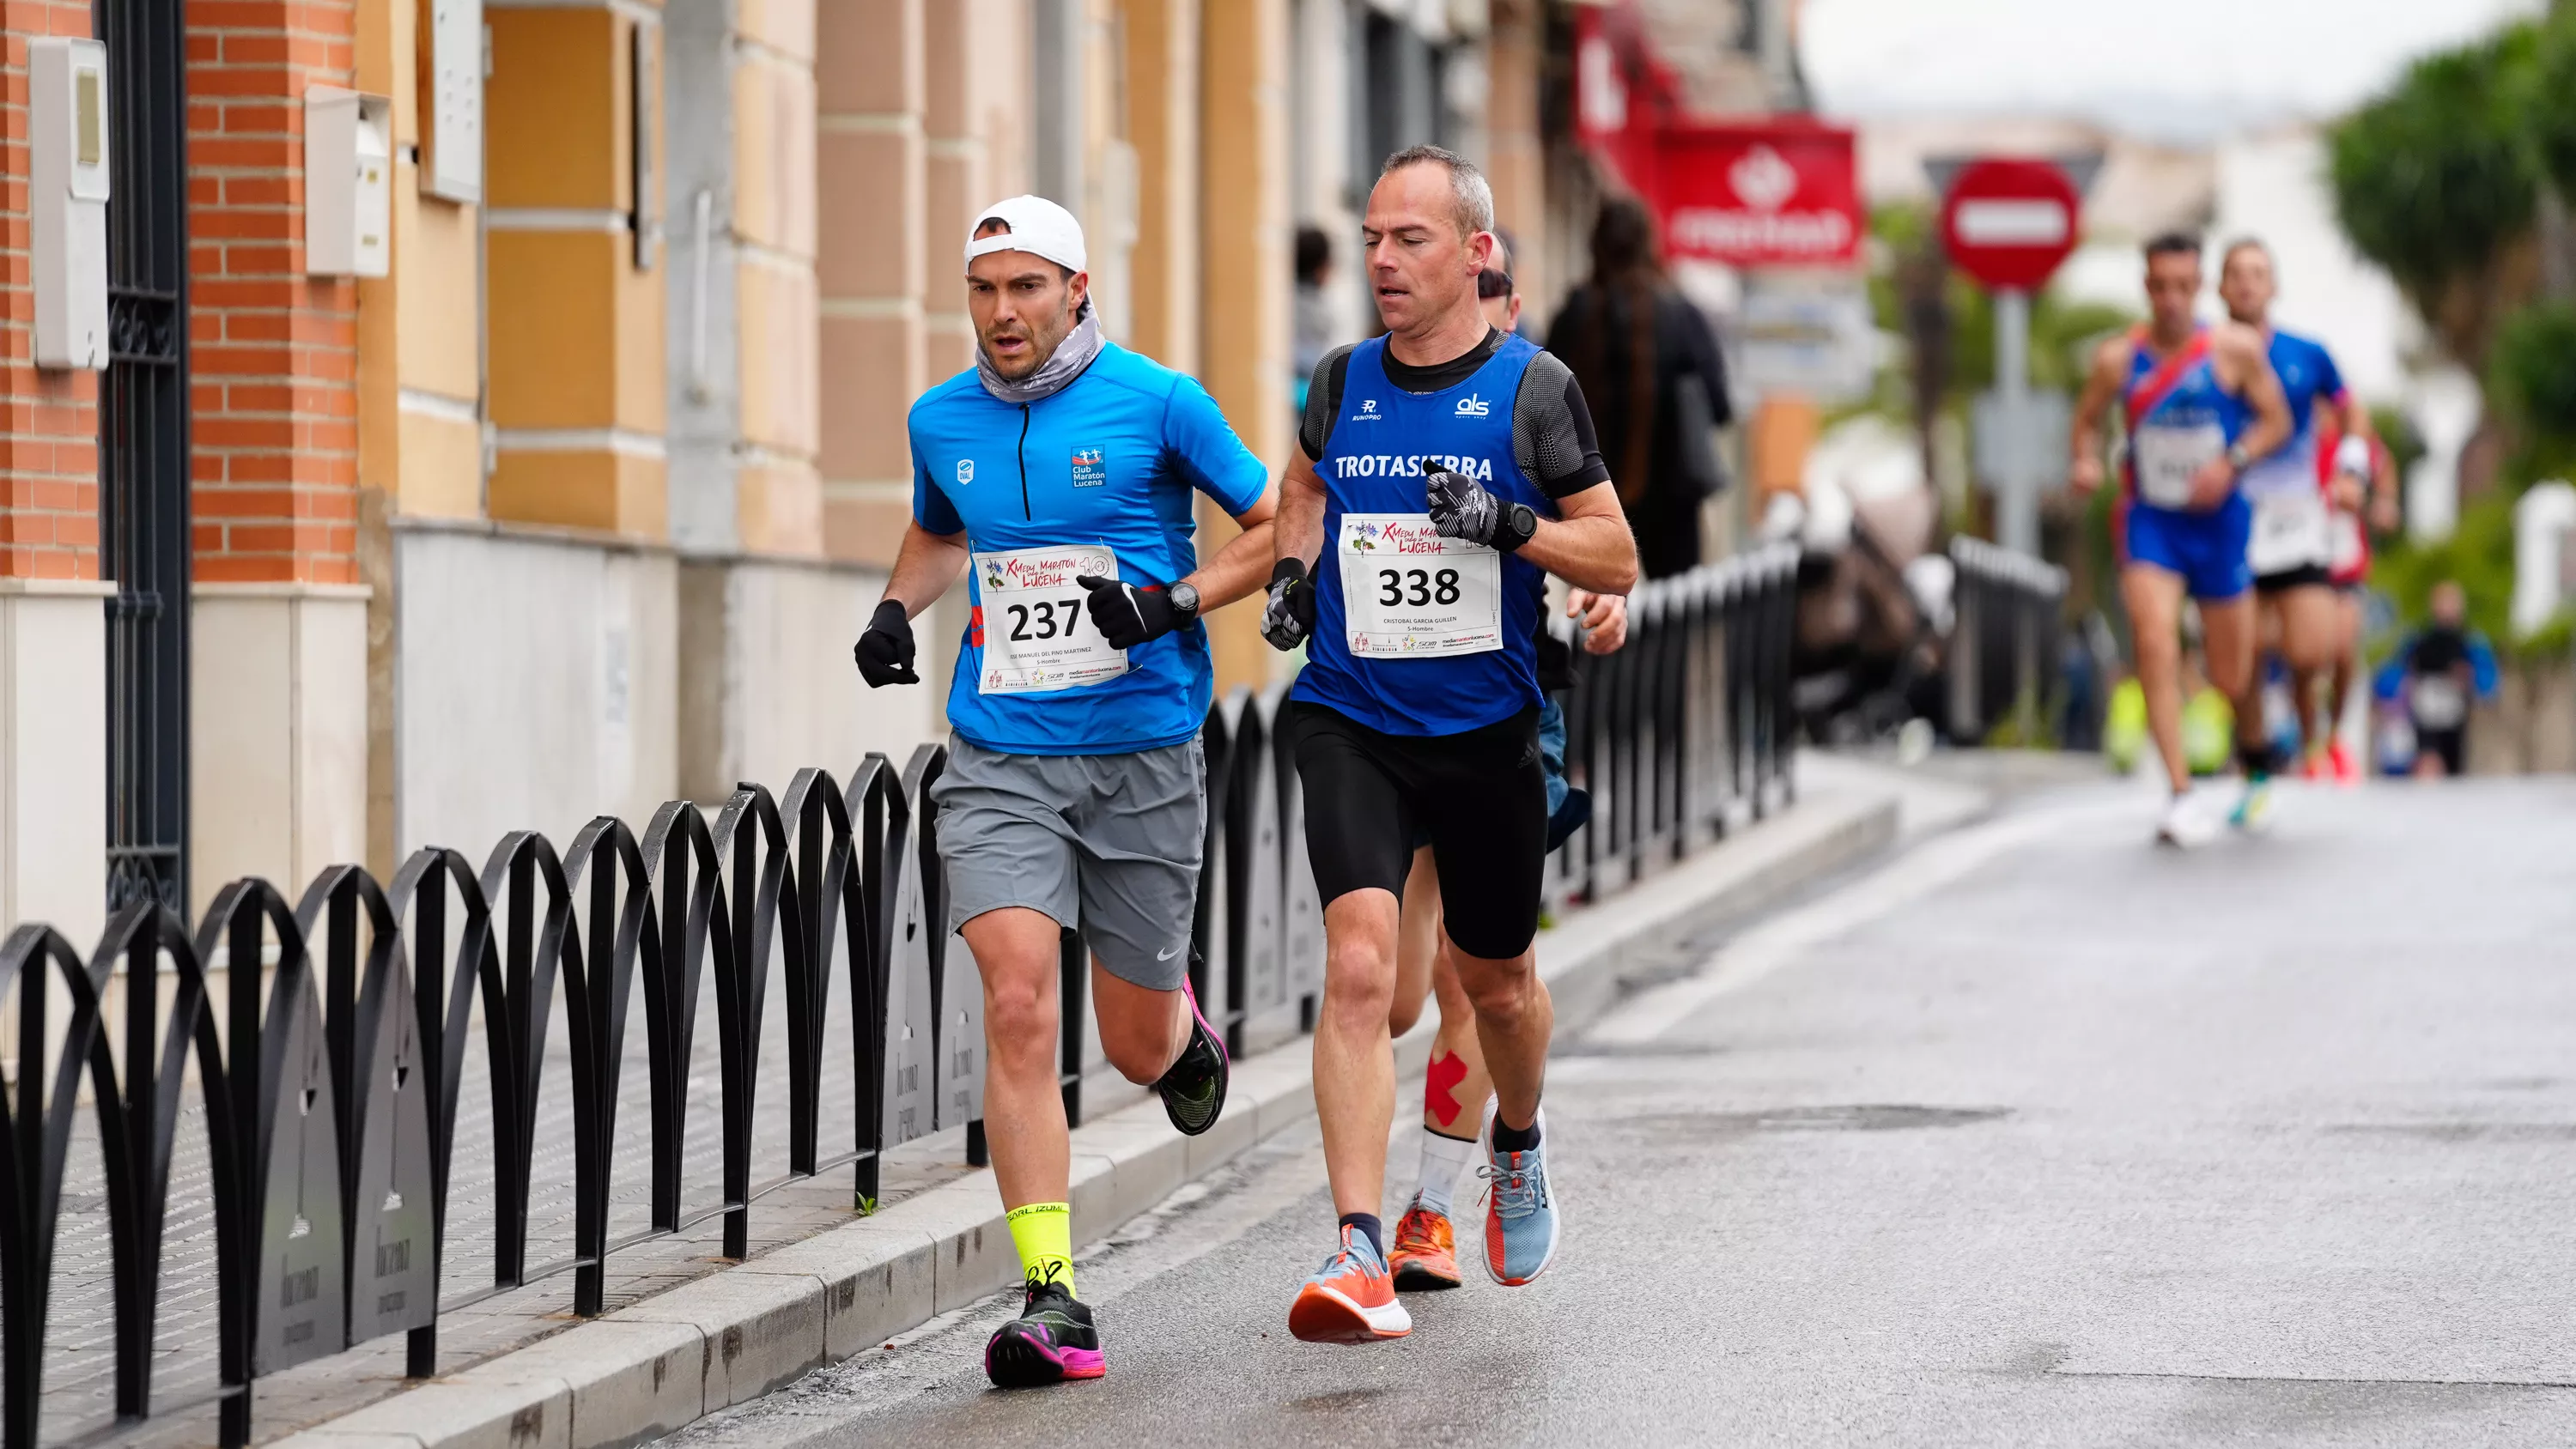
top-left (854, 599), bottom-right (919, 687)
top-left (1075, 574), bottom-right (1182, 650)
top-left (1261, 559), bottom-right (1315, 652)
top-left (1425, 463), bottom-right (1537, 552)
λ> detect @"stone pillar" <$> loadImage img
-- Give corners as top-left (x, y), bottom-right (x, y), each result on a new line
top-left (816, 0), bottom-right (922, 565)
top-left (733, 0), bottom-right (821, 554)
top-left (1198, 0), bottom-right (1290, 697)
top-left (185, 0), bottom-right (371, 912)
top-left (1117, 0), bottom-right (1198, 374)
top-left (484, 0), bottom-right (667, 538)
top-left (917, 0), bottom-right (982, 382)
top-left (1485, 0), bottom-right (1545, 306)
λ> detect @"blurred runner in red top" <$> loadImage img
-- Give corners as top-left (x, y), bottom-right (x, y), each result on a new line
top-left (2312, 409), bottom-right (2401, 782)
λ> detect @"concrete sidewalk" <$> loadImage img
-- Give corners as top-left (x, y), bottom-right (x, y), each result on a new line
top-left (246, 760), bottom-right (1904, 1449)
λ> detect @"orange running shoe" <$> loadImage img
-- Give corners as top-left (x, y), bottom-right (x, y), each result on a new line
top-left (1388, 1201), bottom-right (1461, 1292)
top-left (2327, 738), bottom-right (2360, 785)
top-left (2300, 748), bottom-right (2330, 781)
top-left (1287, 1226), bottom-right (1411, 1343)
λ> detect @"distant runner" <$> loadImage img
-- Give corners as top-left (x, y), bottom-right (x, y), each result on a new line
top-left (2215, 239), bottom-right (2391, 785)
top-left (2069, 233), bottom-right (2292, 847)
top-left (2314, 410), bottom-right (2401, 783)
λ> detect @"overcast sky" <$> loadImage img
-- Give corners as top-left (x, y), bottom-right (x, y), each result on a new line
top-left (1801, 0), bottom-right (2546, 142)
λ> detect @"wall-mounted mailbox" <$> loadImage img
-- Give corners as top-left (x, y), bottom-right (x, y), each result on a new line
top-left (31, 39), bottom-right (110, 371)
top-left (307, 87), bottom-right (392, 278)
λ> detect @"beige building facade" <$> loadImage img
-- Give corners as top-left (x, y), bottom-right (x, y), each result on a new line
top-left (0, 0), bottom-right (1580, 934)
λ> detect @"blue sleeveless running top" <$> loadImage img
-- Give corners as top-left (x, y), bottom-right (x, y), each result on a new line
top-left (1291, 333), bottom-right (1552, 737)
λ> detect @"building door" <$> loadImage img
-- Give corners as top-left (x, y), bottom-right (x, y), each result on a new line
top-left (97, 0), bottom-right (191, 913)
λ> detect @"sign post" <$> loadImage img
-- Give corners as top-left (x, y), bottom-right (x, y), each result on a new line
top-left (1941, 158), bottom-right (2082, 557)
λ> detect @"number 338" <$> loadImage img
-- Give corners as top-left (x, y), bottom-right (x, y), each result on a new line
top-left (1376, 567), bottom-right (1461, 608)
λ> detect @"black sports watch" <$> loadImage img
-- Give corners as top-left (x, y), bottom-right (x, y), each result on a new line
top-left (2225, 443), bottom-right (2254, 474)
top-left (1498, 502), bottom-right (1539, 552)
top-left (1167, 579), bottom-right (1201, 621)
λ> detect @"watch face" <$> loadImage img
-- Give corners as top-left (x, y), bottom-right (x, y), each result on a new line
top-left (1171, 582), bottom-right (1200, 615)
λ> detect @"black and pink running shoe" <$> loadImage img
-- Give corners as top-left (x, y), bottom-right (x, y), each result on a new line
top-left (984, 1272), bottom-right (1104, 1388)
top-left (1154, 977), bottom-right (1229, 1137)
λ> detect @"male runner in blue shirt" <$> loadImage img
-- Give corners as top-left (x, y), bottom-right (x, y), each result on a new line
top-left (2069, 233), bottom-right (2291, 847)
top-left (854, 195), bottom-right (1279, 1388)
top-left (2215, 238), bottom-right (2391, 785)
top-left (1261, 147), bottom-right (1638, 1343)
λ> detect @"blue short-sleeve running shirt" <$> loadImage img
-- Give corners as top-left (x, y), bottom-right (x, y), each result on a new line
top-left (2236, 328), bottom-right (2346, 499)
top-left (907, 342), bottom-right (1271, 755)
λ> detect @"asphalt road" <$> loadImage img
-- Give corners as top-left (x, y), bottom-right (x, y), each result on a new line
top-left (675, 776), bottom-right (2576, 1448)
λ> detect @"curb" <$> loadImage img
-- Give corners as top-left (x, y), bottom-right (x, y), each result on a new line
top-left (273, 785), bottom-right (1900, 1449)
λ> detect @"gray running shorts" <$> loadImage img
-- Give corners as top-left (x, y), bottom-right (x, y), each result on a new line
top-left (929, 733), bottom-right (1204, 991)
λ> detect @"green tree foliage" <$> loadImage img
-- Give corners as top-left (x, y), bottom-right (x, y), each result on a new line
top-left (2369, 493), bottom-right (2521, 652)
top-left (2531, 20), bottom-right (2576, 197)
top-left (1860, 203), bottom-right (2136, 411)
top-left (2328, 24), bottom-right (2542, 369)
top-left (2488, 300), bottom-right (2576, 477)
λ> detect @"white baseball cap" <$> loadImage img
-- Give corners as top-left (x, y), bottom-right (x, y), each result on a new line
top-left (963, 195), bottom-right (1087, 276)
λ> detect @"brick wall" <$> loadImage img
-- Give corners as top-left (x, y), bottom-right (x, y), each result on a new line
top-left (185, 0), bottom-right (359, 585)
top-left (0, 4), bottom-right (101, 580)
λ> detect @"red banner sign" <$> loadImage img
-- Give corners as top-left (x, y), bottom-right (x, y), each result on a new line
top-left (1649, 124), bottom-right (1863, 270)
top-left (1572, 9), bottom-right (1861, 271)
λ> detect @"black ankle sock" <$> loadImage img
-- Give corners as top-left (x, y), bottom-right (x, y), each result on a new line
top-left (1491, 1113), bottom-right (1542, 1153)
top-left (1338, 1211), bottom-right (1383, 1259)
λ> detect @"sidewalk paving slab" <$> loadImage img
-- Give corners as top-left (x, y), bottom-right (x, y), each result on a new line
top-left (265, 774), bottom-right (1900, 1449)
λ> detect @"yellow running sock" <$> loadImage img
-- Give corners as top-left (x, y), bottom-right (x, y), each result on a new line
top-left (1005, 1201), bottom-right (1074, 1295)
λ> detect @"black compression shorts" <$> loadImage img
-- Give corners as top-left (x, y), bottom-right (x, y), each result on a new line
top-left (2255, 564), bottom-right (2334, 593)
top-left (1285, 700), bottom-right (1546, 961)
top-left (2416, 725), bottom-right (2465, 775)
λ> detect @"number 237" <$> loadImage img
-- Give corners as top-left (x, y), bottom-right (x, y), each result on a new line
top-left (1376, 567), bottom-right (1461, 607)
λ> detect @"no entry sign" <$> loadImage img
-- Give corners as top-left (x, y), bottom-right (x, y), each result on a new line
top-left (1940, 157), bottom-right (2081, 292)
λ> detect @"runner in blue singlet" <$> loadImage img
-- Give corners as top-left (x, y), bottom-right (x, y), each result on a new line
top-left (2217, 238), bottom-right (2391, 780)
top-left (1258, 146), bottom-right (1638, 1343)
top-left (2069, 232), bottom-right (2291, 847)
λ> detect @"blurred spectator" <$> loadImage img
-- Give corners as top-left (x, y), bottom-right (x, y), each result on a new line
top-left (1545, 197), bottom-right (1734, 579)
top-left (1478, 233), bottom-right (1522, 335)
top-left (2374, 579), bottom-right (2497, 778)
top-left (1486, 227), bottom-right (1538, 342)
top-left (1294, 224), bottom-right (1335, 414)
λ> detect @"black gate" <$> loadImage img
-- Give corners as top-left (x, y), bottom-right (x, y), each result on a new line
top-left (98, 0), bottom-right (191, 913)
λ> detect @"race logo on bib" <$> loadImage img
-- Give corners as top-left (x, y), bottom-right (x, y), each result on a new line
top-left (973, 544), bottom-right (1128, 695)
top-left (1338, 512), bottom-right (1504, 659)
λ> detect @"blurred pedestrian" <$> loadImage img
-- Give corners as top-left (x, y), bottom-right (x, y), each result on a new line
top-left (1544, 197), bottom-right (1735, 579)
top-left (2383, 580), bottom-right (2495, 778)
top-left (1295, 223), bottom-right (1336, 415)
top-left (2068, 232), bottom-right (2293, 848)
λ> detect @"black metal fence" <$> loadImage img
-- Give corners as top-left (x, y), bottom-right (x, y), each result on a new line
top-left (1945, 537), bottom-right (2069, 746)
top-left (0, 544), bottom-right (1798, 1449)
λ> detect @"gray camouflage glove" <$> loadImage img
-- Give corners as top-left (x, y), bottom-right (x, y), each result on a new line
top-left (1261, 559), bottom-right (1315, 651)
top-left (1425, 462), bottom-right (1537, 551)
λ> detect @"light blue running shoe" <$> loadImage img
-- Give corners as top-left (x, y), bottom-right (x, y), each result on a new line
top-left (1479, 1109), bottom-right (1559, 1286)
